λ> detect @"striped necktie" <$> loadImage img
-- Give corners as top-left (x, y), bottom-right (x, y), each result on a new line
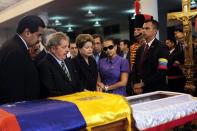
top-left (61, 61), bottom-right (71, 81)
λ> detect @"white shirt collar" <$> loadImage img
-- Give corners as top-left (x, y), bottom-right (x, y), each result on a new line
top-left (17, 34), bottom-right (28, 49)
top-left (146, 38), bottom-right (155, 47)
top-left (49, 52), bottom-right (63, 66)
top-left (123, 53), bottom-right (127, 59)
top-left (170, 48), bottom-right (175, 54)
top-left (94, 52), bottom-right (101, 56)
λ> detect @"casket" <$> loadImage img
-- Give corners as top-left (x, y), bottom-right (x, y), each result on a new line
top-left (127, 91), bottom-right (197, 131)
top-left (0, 92), bottom-right (132, 131)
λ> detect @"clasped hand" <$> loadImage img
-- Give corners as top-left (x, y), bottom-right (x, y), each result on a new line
top-left (96, 82), bottom-right (105, 92)
top-left (133, 83), bottom-right (144, 94)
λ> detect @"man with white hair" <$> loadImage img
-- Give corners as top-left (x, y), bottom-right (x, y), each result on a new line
top-left (37, 32), bottom-right (82, 97)
top-left (35, 28), bottom-right (56, 64)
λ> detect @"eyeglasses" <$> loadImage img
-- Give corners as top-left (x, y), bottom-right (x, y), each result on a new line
top-left (103, 45), bottom-right (114, 51)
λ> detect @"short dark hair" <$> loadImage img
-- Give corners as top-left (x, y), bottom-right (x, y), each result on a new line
top-left (17, 15), bottom-right (45, 34)
top-left (104, 37), bottom-right (119, 46)
top-left (120, 39), bottom-right (130, 47)
top-left (174, 28), bottom-right (183, 33)
top-left (92, 34), bottom-right (103, 43)
top-left (69, 41), bottom-right (76, 47)
top-left (76, 34), bottom-right (94, 48)
top-left (144, 19), bottom-right (159, 30)
top-left (166, 37), bottom-right (176, 45)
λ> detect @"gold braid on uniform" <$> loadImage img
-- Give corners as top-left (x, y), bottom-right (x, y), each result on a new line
top-left (130, 43), bottom-right (141, 65)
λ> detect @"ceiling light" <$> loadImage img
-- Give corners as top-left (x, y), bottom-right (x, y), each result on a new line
top-left (191, 0), bottom-right (197, 8)
top-left (49, 16), bottom-right (68, 20)
top-left (67, 27), bottom-right (73, 32)
top-left (85, 9), bottom-right (95, 17)
top-left (130, 13), bottom-right (136, 19)
top-left (62, 24), bottom-right (78, 28)
top-left (131, 15), bottom-right (135, 19)
top-left (55, 19), bottom-right (62, 26)
top-left (55, 19), bottom-right (59, 23)
top-left (191, 0), bottom-right (196, 5)
top-left (93, 21), bottom-right (101, 27)
top-left (81, 5), bottom-right (104, 11)
top-left (87, 18), bottom-right (105, 22)
top-left (124, 9), bottom-right (135, 14)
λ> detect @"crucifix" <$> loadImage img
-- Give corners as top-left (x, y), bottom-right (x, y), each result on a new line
top-left (167, 0), bottom-right (197, 93)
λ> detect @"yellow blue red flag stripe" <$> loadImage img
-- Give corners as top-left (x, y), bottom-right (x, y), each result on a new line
top-left (0, 109), bottom-right (20, 131)
top-left (51, 91), bottom-right (132, 131)
top-left (158, 58), bottom-right (168, 70)
top-left (0, 92), bottom-right (132, 131)
top-left (0, 99), bottom-right (86, 131)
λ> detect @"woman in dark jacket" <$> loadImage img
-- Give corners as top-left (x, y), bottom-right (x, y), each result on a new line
top-left (73, 34), bottom-right (98, 91)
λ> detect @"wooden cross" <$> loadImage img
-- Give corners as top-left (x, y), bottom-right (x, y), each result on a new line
top-left (167, 0), bottom-right (197, 65)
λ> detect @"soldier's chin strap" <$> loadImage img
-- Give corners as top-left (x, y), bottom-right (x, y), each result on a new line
top-left (135, 33), bottom-right (143, 39)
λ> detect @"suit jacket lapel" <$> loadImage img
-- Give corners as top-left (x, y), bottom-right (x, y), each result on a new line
top-left (47, 54), bottom-right (70, 81)
top-left (143, 39), bottom-right (157, 62)
top-left (15, 35), bottom-right (31, 60)
top-left (78, 54), bottom-right (92, 72)
top-left (65, 59), bottom-right (74, 81)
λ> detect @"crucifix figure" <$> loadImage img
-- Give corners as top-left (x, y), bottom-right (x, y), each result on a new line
top-left (167, 0), bottom-right (197, 65)
top-left (167, 0), bottom-right (197, 93)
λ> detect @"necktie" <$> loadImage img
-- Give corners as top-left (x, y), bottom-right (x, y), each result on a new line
top-left (94, 54), bottom-right (99, 64)
top-left (61, 61), bottom-right (71, 81)
top-left (143, 44), bottom-right (149, 56)
top-left (139, 44), bottom-right (149, 75)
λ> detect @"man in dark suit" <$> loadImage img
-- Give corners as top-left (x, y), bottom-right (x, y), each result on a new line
top-left (0, 15), bottom-right (45, 103)
top-left (174, 30), bottom-right (185, 62)
top-left (92, 34), bottom-right (107, 65)
top-left (37, 32), bottom-right (82, 97)
top-left (119, 39), bottom-right (132, 96)
top-left (165, 37), bottom-right (186, 93)
top-left (67, 41), bottom-right (78, 59)
top-left (132, 19), bottom-right (169, 94)
top-left (119, 39), bottom-right (130, 64)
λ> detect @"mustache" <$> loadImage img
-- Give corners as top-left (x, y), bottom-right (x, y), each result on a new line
top-left (29, 41), bottom-right (40, 48)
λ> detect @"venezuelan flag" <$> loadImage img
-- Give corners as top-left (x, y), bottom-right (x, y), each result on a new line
top-left (51, 91), bottom-right (132, 131)
top-left (0, 92), bottom-right (132, 131)
top-left (0, 99), bottom-right (86, 131)
top-left (158, 58), bottom-right (168, 70)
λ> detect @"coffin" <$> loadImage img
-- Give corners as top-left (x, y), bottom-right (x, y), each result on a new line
top-left (127, 91), bottom-right (197, 131)
top-left (0, 92), bottom-right (132, 131)
top-left (2, 91), bottom-right (196, 131)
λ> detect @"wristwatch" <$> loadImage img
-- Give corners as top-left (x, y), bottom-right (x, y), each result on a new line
top-left (104, 85), bottom-right (109, 91)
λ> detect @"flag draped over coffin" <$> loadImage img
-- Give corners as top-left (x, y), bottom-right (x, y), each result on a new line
top-left (0, 91), bottom-right (132, 131)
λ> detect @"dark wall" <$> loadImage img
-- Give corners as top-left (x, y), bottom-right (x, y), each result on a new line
top-left (158, 0), bottom-right (181, 41)
top-left (129, 17), bottom-right (135, 42)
